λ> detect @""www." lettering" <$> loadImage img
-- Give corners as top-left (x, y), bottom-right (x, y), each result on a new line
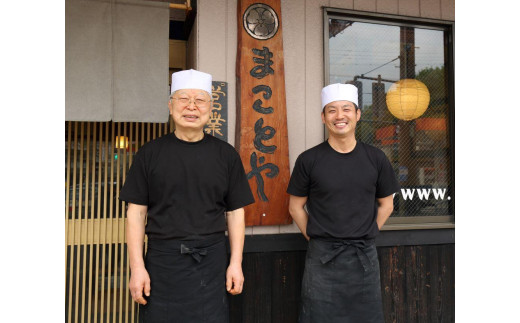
top-left (398, 188), bottom-right (451, 200)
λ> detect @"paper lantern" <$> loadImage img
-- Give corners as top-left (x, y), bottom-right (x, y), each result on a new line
top-left (386, 79), bottom-right (430, 121)
top-left (115, 136), bottom-right (129, 149)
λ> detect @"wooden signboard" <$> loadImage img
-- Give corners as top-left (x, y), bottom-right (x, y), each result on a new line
top-left (204, 81), bottom-right (228, 141)
top-left (236, 0), bottom-right (291, 226)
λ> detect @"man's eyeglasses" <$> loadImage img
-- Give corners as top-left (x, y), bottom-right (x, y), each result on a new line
top-left (170, 96), bottom-right (211, 108)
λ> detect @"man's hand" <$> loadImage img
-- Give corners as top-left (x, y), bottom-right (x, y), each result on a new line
top-left (129, 266), bottom-right (151, 305)
top-left (226, 262), bottom-right (244, 295)
top-left (126, 203), bottom-right (149, 304)
top-left (226, 208), bottom-right (245, 295)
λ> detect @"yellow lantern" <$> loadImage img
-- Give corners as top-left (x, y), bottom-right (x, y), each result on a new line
top-left (115, 136), bottom-right (129, 149)
top-left (386, 79), bottom-right (430, 121)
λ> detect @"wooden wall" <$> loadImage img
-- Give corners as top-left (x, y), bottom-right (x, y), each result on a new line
top-left (191, 0), bottom-right (455, 236)
top-left (230, 244), bottom-right (454, 323)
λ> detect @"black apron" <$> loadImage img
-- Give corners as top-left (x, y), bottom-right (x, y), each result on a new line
top-left (140, 233), bottom-right (229, 323)
top-left (299, 238), bottom-right (384, 323)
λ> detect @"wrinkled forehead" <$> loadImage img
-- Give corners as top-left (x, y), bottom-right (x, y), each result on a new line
top-left (171, 88), bottom-right (211, 98)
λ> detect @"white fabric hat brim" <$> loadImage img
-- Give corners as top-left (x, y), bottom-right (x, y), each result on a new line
top-left (171, 69), bottom-right (212, 95)
top-left (321, 83), bottom-right (358, 108)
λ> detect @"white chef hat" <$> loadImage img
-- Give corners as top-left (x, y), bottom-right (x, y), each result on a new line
top-left (321, 83), bottom-right (358, 109)
top-left (170, 69), bottom-right (212, 95)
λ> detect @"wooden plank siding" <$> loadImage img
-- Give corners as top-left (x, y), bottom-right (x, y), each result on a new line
top-left (230, 244), bottom-right (454, 323)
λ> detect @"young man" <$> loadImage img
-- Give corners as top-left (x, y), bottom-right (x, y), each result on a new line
top-left (120, 69), bottom-right (255, 322)
top-left (287, 83), bottom-right (399, 322)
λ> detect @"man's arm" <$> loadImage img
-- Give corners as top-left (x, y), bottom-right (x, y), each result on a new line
top-left (375, 194), bottom-right (395, 229)
top-left (126, 203), bottom-right (150, 305)
top-left (226, 207), bottom-right (245, 295)
top-left (288, 195), bottom-right (310, 241)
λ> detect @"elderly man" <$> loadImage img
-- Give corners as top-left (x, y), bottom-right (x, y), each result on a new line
top-left (287, 83), bottom-right (399, 322)
top-left (120, 69), bottom-right (254, 322)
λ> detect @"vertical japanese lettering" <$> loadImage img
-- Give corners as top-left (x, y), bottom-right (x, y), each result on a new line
top-left (246, 152), bottom-right (280, 201)
top-left (250, 46), bottom-right (274, 79)
top-left (253, 118), bottom-right (277, 154)
top-left (252, 85), bottom-right (274, 114)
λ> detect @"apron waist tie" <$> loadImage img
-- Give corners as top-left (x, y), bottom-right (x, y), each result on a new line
top-left (319, 239), bottom-right (374, 272)
top-left (148, 232), bottom-right (224, 263)
top-left (180, 244), bottom-right (208, 263)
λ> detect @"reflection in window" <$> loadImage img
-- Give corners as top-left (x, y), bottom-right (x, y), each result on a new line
top-left (328, 18), bottom-right (452, 218)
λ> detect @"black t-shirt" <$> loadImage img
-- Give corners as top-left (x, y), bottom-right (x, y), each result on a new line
top-left (120, 133), bottom-right (255, 240)
top-left (287, 141), bottom-right (399, 239)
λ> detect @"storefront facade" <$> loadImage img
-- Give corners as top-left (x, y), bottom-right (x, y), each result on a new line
top-left (65, 0), bottom-right (454, 321)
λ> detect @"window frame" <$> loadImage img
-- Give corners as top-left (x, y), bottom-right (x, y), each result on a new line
top-left (323, 8), bottom-right (455, 230)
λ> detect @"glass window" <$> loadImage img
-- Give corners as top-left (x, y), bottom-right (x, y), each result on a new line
top-left (325, 10), bottom-right (454, 228)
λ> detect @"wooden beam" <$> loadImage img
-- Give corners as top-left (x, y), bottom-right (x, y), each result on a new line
top-left (66, 218), bottom-right (127, 245)
top-left (169, 1), bottom-right (192, 11)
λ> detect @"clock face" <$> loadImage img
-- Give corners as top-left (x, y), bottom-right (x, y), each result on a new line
top-left (243, 3), bottom-right (279, 40)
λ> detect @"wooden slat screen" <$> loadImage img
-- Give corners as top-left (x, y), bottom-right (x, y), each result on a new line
top-left (65, 120), bottom-right (173, 323)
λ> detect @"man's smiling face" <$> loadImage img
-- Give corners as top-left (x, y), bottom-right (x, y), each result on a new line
top-left (168, 89), bottom-right (212, 131)
top-left (321, 100), bottom-right (360, 138)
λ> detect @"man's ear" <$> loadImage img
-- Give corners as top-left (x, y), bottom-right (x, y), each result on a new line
top-left (168, 99), bottom-right (174, 115)
top-left (356, 108), bottom-right (361, 121)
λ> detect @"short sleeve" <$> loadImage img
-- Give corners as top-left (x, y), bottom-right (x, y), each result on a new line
top-left (287, 154), bottom-right (310, 197)
top-left (119, 151), bottom-right (149, 205)
top-left (224, 151), bottom-right (255, 211)
top-left (375, 151), bottom-right (400, 198)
